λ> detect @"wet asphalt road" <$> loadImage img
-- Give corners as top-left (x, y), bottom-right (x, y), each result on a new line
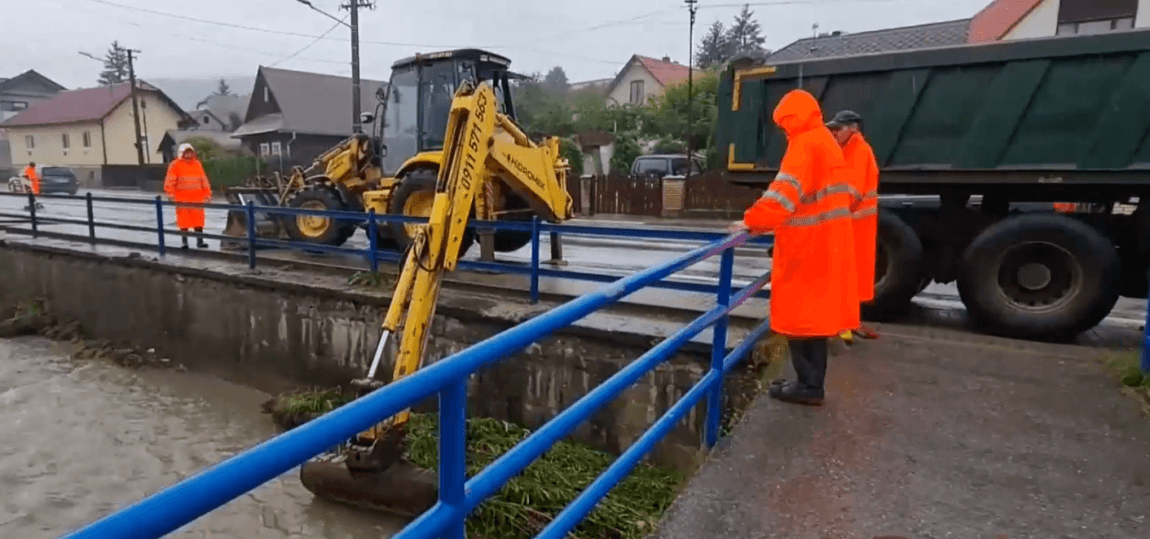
top-left (1, 188), bottom-right (1145, 327)
top-left (0, 337), bottom-right (407, 538)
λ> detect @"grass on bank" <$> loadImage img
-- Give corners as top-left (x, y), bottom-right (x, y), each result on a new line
top-left (268, 388), bottom-right (684, 539)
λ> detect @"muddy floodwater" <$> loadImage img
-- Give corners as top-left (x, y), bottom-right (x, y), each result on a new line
top-left (0, 337), bottom-right (407, 538)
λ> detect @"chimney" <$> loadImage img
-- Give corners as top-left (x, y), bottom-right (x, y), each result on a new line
top-left (662, 56), bottom-right (671, 62)
top-left (831, 30), bottom-right (842, 36)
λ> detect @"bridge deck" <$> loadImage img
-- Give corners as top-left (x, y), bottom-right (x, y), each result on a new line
top-left (654, 326), bottom-right (1150, 539)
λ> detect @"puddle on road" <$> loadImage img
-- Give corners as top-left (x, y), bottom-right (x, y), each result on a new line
top-left (0, 337), bottom-right (407, 539)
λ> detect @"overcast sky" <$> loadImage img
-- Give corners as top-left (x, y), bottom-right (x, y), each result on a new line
top-left (2, 0), bottom-right (991, 90)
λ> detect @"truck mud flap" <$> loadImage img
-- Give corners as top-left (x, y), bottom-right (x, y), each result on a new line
top-left (221, 187), bottom-right (287, 251)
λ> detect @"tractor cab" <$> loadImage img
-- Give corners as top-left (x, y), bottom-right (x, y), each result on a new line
top-left (367, 48), bottom-right (520, 174)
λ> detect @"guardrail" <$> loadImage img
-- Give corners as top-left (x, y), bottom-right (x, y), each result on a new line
top-left (0, 190), bottom-right (772, 304)
top-left (53, 215), bottom-right (771, 538)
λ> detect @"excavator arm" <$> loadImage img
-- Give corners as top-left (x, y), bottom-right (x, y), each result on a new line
top-left (342, 79), bottom-right (572, 471)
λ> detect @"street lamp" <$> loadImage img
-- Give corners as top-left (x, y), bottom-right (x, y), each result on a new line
top-left (294, 0), bottom-right (373, 134)
top-left (685, 0), bottom-right (698, 180)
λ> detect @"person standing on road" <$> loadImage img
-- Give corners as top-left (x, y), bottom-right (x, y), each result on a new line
top-left (828, 110), bottom-right (881, 342)
top-left (733, 89), bottom-right (859, 406)
top-left (22, 162), bottom-right (43, 211)
top-left (164, 144), bottom-right (213, 249)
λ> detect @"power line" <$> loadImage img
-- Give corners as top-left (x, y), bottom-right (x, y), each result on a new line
top-left (269, 14), bottom-right (349, 68)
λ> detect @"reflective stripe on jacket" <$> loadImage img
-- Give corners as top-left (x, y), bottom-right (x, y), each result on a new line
top-left (742, 89), bottom-right (860, 338)
top-left (843, 133), bottom-right (880, 302)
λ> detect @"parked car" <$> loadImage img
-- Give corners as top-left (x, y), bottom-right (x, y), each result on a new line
top-left (7, 166), bottom-right (79, 196)
top-left (629, 154), bottom-right (704, 181)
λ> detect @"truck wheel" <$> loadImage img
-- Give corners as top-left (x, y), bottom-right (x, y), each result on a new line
top-left (493, 194), bottom-right (535, 253)
top-left (863, 209), bottom-right (925, 322)
top-left (957, 214), bottom-right (1120, 340)
top-left (284, 185), bottom-right (357, 247)
top-left (389, 169), bottom-right (474, 258)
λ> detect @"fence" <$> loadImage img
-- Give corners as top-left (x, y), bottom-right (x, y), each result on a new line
top-left (576, 171), bottom-right (762, 219)
top-left (1, 191), bottom-right (775, 539)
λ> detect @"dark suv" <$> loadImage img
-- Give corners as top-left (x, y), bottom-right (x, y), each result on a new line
top-left (39, 167), bottom-right (80, 195)
top-left (629, 154), bottom-right (704, 180)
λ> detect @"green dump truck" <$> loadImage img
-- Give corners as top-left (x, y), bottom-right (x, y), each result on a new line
top-left (715, 29), bottom-right (1150, 341)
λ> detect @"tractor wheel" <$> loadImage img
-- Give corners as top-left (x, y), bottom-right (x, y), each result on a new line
top-left (388, 168), bottom-right (474, 258)
top-left (493, 193), bottom-right (535, 253)
top-left (284, 185), bottom-right (357, 247)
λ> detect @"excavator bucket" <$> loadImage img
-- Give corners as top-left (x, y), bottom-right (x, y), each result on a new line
top-left (299, 457), bottom-right (438, 517)
top-left (220, 187), bottom-right (288, 250)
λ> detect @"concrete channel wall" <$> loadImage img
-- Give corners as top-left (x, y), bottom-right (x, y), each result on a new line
top-left (0, 238), bottom-right (760, 472)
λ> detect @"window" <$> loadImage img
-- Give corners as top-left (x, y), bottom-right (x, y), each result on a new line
top-left (24, 135), bottom-right (34, 149)
top-left (1056, 17), bottom-right (1137, 35)
top-left (629, 80), bottom-right (645, 105)
top-left (259, 142), bottom-right (270, 156)
top-left (82, 131), bottom-right (91, 148)
top-left (202, 115), bottom-right (211, 125)
top-left (61, 133), bottom-right (70, 150)
top-left (270, 141), bottom-right (282, 155)
top-left (633, 157), bottom-right (669, 178)
top-left (0, 100), bottom-right (28, 111)
top-left (264, 87), bottom-right (270, 102)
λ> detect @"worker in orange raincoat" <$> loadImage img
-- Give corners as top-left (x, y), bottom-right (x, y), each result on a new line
top-left (828, 110), bottom-right (881, 342)
top-left (164, 143), bottom-right (213, 249)
top-left (22, 162), bottom-right (44, 211)
top-left (734, 89), bottom-right (859, 406)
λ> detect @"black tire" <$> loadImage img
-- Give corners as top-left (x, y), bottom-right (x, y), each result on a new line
top-left (493, 194), bottom-right (535, 253)
top-left (957, 214), bottom-right (1120, 341)
top-left (862, 209), bottom-right (925, 322)
top-left (284, 185), bottom-right (357, 247)
top-left (388, 169), bottom-right (474, 258)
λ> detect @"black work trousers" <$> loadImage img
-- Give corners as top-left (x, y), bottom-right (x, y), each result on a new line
top-left (787, 337), bottom-right (828, 390)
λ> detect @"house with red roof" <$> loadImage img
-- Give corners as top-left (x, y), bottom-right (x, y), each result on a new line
top-left (2, 81), bottom-right (193, 185)
top-left (604, 55), bottom-right (702, 107)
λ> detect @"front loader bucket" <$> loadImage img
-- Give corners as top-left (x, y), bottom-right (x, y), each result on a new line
top-left (220, 187), bottom-right (288, 251)
top-left (299, 456), bottom-right (438, 517)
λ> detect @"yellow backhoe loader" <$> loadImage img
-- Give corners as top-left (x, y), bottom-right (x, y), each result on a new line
top-left (222, 49), bottom-right (546, 256)
top-left (293, 64), bottom-right (573, 515)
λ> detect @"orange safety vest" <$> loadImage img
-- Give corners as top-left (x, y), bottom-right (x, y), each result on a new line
top-left (743, 89), bottom-right (860, 338)
top-left (24, 166), bottom-right (40, 195)
top-left (842, 132), bottom-right (880, 302)
top-left (164, 158), bottom-right (212, 229)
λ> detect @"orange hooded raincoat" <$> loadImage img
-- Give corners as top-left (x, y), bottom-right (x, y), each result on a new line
top-left (842, 132), bottom-right (880, 302)
top-left (743, 90), bottom-right (859, 337)
top-left (24, 165), bottom-right (40, 195)
top-left (164, 155), bottom-right (212, 229)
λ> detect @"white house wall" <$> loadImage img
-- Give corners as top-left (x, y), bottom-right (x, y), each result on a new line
top-left (606, 62), bottom-right (663, 107)
top-left (1139, 0), bottom-right (1150, 27)
top-left (1003, 0), bottom-right (1059, 39)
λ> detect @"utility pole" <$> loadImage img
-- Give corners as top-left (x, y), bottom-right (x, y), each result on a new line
top-left (296, 0), bottom-right (373, 134)
top-left (126, 48), bottom-right (146, 165)
top-left (685, 0), bottom-right (698, 180)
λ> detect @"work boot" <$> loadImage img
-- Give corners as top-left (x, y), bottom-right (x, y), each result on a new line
top-left (770, 338), bottom-right (826, 406)
top-left (195, 228), bottom-right (208, 249)
top-left (768, 381), bottom-right (825, 406)
top-left (854, 324), bottom-right (880, 340)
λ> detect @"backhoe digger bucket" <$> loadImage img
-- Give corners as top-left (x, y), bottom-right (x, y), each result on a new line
top-left (220, 187), bottom-right (289, 250)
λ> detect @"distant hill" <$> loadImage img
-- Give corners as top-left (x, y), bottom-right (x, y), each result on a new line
top-left (146, 76), bottom-right (256, 112)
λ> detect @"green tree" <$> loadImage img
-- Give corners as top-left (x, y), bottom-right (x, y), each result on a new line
top-left (98, 41), bottom-right (130, 86)
top-left (696, 21), bottom-right (734, 69)
top-left (215, 78), bottom-right (232, 96)
top-left (642, 69), bottom-right (721, 153)
top-left (560, 138), bottom-right (584, 177)
top-left (726, 4), bottom-right (767, 59)
top-left (185, 136), bottom-right (222, 161)
top-left (511, 73), bottom-right (572, 135)
top-left (610, 132), bottom-right (642, 174)
top-left (652, 136), bottom-right (686, 155)
top-left (542, 66), bottom-right (569, 95)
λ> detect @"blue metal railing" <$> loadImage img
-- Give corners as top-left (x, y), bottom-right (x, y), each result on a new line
top-left (53, 224), bottom-right (771, 539)
top-left (0, 191), bottom-right (772, 305)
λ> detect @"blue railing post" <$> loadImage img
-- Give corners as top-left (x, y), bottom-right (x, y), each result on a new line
top-left (367, 209), bottom-right (380, 273)
top-left (1143, 266), bottom-right (1150, 374)
top-left (86, 191), bottom-right (96, 243)
top-left (154, 196), bottom-right (165, 256)
top-left (439, 379), bottom-right (468, 539)
top-left (246, 201), bottom-right (257, 270)
top-left (705, 247), bottom-right (735, 448)
top-left (530, 216), bottom-right (541, 304)
top-left (27, 193), bottom-right (37, 238)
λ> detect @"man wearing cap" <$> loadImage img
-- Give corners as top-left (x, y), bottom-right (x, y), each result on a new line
top-left (828, 110), bottom-right (881, 341)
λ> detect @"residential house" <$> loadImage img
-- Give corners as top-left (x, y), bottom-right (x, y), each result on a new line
top-left (767, 0), bottom-right (1146, 63)
top-left (0, 70), bottom-right (66, 172)
top-left (569, 78), bottom-right (613, 95)
top-left (194, 93), bottom-right (250, 132)
top-left (969, 0), bottom-right (1147, 42)
top-left (231, 66), bottom-right (386, 172)
top-left (604, 55), bottom-right (700, 107)
top-left (1, 82), bottom-right (194, 186)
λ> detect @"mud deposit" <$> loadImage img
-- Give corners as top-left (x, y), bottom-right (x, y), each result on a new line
top-left (0, 337), bottom-right (408, 538)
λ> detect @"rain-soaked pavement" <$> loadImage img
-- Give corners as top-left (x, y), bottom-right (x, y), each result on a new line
top-left (0, 337), bottom-right (407, 538)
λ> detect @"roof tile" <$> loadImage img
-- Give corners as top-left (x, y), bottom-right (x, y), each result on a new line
top-left (636, 56), bottom-right (697, 87)
top-left (1, 82), bottom-right (157, 127)
top-left (253, 67), bottom-right (386, 137)
top-left (767, 19), bottom-right (971, 63)
top-left (968, 0), bottom-right (1044, 43)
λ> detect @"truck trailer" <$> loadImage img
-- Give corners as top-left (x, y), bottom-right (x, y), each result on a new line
top-left (715, 29), bottom-right (1150, 341)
